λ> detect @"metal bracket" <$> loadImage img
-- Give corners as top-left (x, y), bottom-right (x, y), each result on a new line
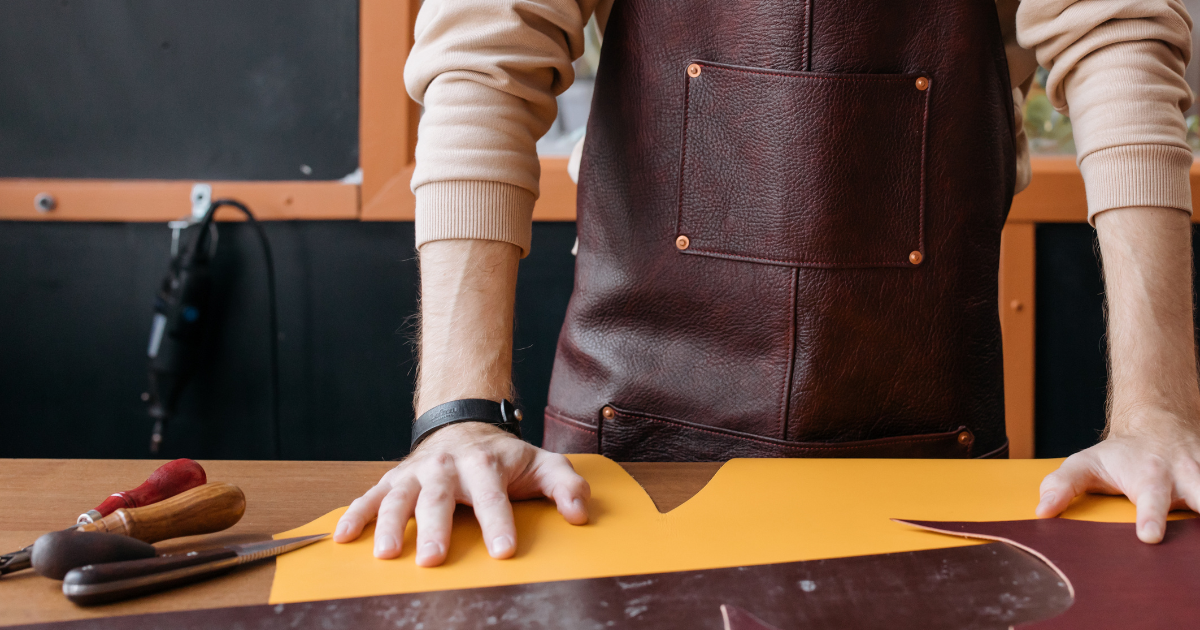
top-left (190, 183), bottom-right (212, 221)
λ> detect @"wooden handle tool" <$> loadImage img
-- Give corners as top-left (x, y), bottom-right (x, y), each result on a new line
top-left (77, 482), bottom-right (246, 544)
top-left (0, 459), bottom-right (212, 577)
top-left (62, 534), bottom-right (327, 606)
top-left (78, 458), bottom-right (207, 524)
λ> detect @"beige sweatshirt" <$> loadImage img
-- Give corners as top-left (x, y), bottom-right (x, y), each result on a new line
top-left (406, 0), bottom-right (1195, 256)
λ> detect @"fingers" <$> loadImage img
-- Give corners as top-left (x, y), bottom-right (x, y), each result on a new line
top-left (1036, 454), bottom-right (1100, 518)
top-left (413, 461), bottom-right (458, 567)
top-left (460, 454), bottom-right (518, 559)
top-left (534, 453), bottom-right (592, 525)
top-left (373, 477), bottom-right (420, 558)
top-left (1173, 457), bottom-right (1200, 515)
top-left (335, 483), bottom-right (391, 543)
top-left (1133, 485), bottom-right (1172, 544)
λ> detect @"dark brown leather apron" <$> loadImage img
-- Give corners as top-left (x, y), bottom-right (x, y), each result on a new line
top-left (544, 0), bottom-right (1016, 461)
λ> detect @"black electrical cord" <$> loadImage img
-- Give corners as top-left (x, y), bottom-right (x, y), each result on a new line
top-left (192, 199), bottom-right (282, 460)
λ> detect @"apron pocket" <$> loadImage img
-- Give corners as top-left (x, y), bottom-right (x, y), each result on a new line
top-left (676, 61), bottom-right (930, 268)
top-left (600, 405), bottom-right (979, 461)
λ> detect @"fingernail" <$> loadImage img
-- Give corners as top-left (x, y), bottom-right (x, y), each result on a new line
top-left (1037, 492), bottom-right (1055, 512)
top-left (374, 534), bottom-right (397, 557)
top-left (416, 541), bottom-right (442, 562)
top-left (1139, 521), bottom-right (1163, 543)
top-left (335, 521), bottom-right (351, 540)
top-left (489, 536), bottom-right (514, 557)
top-left (572, 498), bottom-right (585, 512)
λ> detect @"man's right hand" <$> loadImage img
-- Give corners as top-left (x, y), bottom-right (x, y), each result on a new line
top-left (332, 421), bottom-right (591, 566)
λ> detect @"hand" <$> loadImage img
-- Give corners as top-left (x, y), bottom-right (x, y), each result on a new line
top-left (1036, 409), bottom-right (1200, 543)
top-left (333, 422), bottom-right (591, 566)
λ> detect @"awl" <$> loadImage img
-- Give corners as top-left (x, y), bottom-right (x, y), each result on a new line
top-left (62, 534), bottom-right (327, 605)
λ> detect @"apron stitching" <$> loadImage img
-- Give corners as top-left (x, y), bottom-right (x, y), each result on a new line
top-left (614, 411), bottom-right (965, 452)
top-left (780, 267), bottom-right (798, 439)
top-left (684, 248), bottom-right (915, 267)
top-left (673, 63), bottom-right (694, 243)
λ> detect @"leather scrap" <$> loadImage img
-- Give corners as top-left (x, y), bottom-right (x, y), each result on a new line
top-left (897, 517), bottom-right (1200, 629)
top-left (11, 542), bottom-right (1069, 629)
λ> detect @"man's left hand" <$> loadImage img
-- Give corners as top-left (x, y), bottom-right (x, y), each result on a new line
top-left (1036, 407), bottom-right (1200, 543)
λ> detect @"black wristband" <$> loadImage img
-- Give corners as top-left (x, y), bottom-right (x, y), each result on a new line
top-left (410, 399), bottom-right (523, 450)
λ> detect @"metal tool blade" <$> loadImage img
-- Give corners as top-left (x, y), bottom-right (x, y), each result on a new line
top-left (232, 534), bottom-right (328, 565)
top-left (0, 546), bottom-right (33, 576)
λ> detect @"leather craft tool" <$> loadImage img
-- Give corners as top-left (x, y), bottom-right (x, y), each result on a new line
top-left (0, 459), bottom-right (209, 577)
top-left (77, 459), bottom-right (206, 524)
top-left (30, 532), bottom-right (155, 580)
top-left (28, 482), bottom-right (246, 579)
top-left (62, 534), bottom-right (326, 606)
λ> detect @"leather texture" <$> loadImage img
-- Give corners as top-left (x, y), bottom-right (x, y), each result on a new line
top-left (12, 543), bottom-right (1070, 629)
top-left (410, 398), bottom-right (522, 449)
top-left (595, 406), bottom-right (986, 461)
top-left (545, 0), bottom-right (1015, 460)
top-left (903, 518), bottom-right (1200, 629)
top-left (680, 63), bottom-right (928, 268)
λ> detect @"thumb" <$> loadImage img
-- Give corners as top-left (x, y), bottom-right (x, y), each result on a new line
top-left (531, 452), bottom-right (592, 525)
top-left (1036, 454), bottom-right (1103, 518)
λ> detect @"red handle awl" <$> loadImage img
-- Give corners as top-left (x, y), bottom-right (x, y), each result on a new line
top-left (79, 459), bottom-right (207, 524)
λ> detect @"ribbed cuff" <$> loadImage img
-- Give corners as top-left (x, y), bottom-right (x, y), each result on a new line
top-left (414, 181), bottom-right (536, 257)
top-left (1080, 144), bottom-right (1193, 225)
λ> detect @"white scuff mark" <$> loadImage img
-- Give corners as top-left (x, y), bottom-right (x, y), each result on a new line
top-left (799, 580), bottom-right (817, 592)
top-left (567, 134), bottom-right (585, 183)
top-left (274, 604), bottom-right (285, 614)
top-left (300, 164), bottom-right (314, 176)
top-left (340, 167), bottom-right (364, 184)
top-left (616, 578), bottom-right (654, 590)
top-left (624, 605), bottom-right (649, 618)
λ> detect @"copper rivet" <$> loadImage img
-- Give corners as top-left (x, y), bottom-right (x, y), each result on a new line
top-left (676, 235), bottom-right (690, 250)
top-left (687, 63), bottom-right (702, 78)
top-left (908, 250), bottom-right (923, 265)
top-left (1010, 300), bottom-right (1024, 312)
top-left (957, 430), bottom-right (973, 446)
top-left (602, 406), bottom-right (616, 420)
top-left (915, 76), bottom-right (929, 91)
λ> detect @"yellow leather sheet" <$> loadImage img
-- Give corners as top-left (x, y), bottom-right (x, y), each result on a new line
top-left (270, 455), bottom-right (1145, 604)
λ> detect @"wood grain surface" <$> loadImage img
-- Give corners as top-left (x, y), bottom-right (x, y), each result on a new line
top-left (0, 459), bottom-right (717, 627)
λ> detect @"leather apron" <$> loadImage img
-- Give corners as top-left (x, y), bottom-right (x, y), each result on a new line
top-left (544, 0), bottom-right (1016, 461)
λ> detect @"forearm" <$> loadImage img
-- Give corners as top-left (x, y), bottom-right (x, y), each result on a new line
top-left (1096, 206), bottom-right (1200, 431)
top-left (416, 239), bottom-right (521, 416)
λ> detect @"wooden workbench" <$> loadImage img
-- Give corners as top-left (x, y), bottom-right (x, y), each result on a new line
top-left (0, 459), bottom-right (721, 627)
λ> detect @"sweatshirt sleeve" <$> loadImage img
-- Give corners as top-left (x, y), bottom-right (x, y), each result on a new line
top-left (1017, 0), bottom-right (1194, 223)
top-left (404, 0), bottom-right (600, 256)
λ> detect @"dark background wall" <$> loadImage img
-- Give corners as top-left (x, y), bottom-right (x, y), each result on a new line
top-left (0, 0), bottom-right (359, 181)
top-left (0, 221), bottom-right (578, 460)
top-left (1035, 224), bottom-right (1200, 457)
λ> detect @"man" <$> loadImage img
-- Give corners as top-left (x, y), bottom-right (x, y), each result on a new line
top-left (335, 0), bottom-right (1200, 567)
